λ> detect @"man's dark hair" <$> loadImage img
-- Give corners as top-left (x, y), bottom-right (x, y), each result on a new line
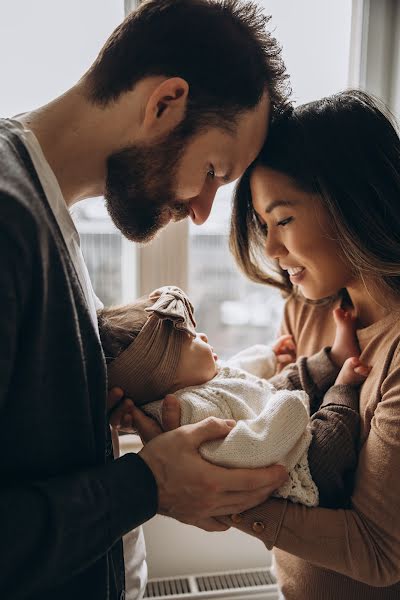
top-left (83, 0), bottom-right (290, 128)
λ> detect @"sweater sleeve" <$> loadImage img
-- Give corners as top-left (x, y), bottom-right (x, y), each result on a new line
top-left (269, 354), bottom-right (360, 507)
top-left (308, 384), bottom-right (360, 507)
top-left (269, 349), bottom-right (340, 413)
top-left (0, 197), bottom-right (158, 598)
top-left (272, 301), bottom-right (361, 507)
top-left (221, 353), bottom-right (400, 588)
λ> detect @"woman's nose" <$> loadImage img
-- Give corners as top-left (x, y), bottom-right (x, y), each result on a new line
top-left (264, 231), bottom-right (286, 260)
top-left (199, 332), bottom-right (208, 343)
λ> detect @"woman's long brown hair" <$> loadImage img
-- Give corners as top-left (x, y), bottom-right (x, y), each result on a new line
top-left (230, 90), bottom-right (400, 302)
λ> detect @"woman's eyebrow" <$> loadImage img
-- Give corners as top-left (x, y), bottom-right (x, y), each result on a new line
top-left (264, 199), bottom-right (296, 214)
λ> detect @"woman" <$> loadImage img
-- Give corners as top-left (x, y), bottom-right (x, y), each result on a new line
top-left (226, 89), bottom-right (400, 599)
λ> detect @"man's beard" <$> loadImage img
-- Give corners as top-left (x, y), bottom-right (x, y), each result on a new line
top-left (104, 125), bottom-right (192, 243)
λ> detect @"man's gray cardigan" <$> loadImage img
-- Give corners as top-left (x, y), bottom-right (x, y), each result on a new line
top-left (0, 120), bottom-right (157, 600)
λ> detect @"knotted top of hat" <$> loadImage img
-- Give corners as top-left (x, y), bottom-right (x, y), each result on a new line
top-left (107, 286), bottom-right (196, 406)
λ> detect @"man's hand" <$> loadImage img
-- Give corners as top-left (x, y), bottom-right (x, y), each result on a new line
top-left (139, 416), bottom-right (288, 528)
top-left (108, 391), bottom-right (288, 531)
top-left (107, 387), bottom-right (152, 435)
top-left (107, 388), bottom-right (180, 441)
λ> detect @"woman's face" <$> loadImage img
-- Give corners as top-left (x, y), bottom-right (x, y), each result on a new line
top-left (250, 166), bottom-right (356, 300)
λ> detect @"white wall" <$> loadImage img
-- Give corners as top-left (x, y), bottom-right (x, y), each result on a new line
top-left (0, 0), bottom-right (123, 116)
top-left (260, 0), bottom-right (352, 104)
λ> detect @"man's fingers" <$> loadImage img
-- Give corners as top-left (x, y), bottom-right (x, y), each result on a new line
top-left (106, 387), bottom-right (124, 411)
top-left (213, 484), bottom-right (283, 516)
top-left (192, 518), bottom-right (231, 532)
top-left (108, 398), bottom-right (134, 429)
top-left (162, 394), bottom-right (181, 431)
top-left (130, 404), bottom-right (163, 443)
top-left (122, 413), bottom-right (134, 430)
top-left (186, 417), bottom-right (236, 448)
top-left (214, 464), bottom-right (288, 493)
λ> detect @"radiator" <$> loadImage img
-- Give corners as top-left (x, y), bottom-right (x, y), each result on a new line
top-left (144, 566), bottom-right (279, 599)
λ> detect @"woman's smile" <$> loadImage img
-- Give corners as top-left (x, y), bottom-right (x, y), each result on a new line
top-left (281, 265), bottom-right (306, 283)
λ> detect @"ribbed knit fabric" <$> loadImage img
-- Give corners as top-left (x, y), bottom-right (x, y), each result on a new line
top-left (107, 286), bottom-right (196, 405)
top-left (222, 294), bottom-right (400, 599)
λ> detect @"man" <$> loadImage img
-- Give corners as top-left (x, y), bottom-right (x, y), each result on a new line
top-left (0, 0), bottom-right (290, 598)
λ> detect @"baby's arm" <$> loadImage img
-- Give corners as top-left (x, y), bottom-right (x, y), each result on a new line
top-left (308, 384), bottom-right (360, 507)
top-left (227, 344), bottom-right (278, 379)
top-left (308, 356), bottom-right (370, 508)
top-left (268, 349), bottom-right (340, 413)
top-left (269, 308), bottom-right (369, 412)
top-left (227, 335), bottom-right (296, 380)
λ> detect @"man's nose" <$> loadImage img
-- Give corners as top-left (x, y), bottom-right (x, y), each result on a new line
top-left (189, 184), bottom-right (219, 225)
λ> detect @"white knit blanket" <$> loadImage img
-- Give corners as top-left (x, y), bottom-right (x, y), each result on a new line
top-left (144, 346), bottom-right (319, 507)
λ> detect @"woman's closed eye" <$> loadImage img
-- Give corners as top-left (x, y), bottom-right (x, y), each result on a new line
top-left (277, 216), bottom-right (294, 227)
top-left (257, 216), bottom-right (293, 234)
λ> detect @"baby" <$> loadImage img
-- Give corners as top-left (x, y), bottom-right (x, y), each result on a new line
top-left (101, 286), bottom-right (368, 508)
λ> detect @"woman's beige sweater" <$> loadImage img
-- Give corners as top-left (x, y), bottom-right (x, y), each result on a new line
top-left (225, 294), bottom-right (400, 599)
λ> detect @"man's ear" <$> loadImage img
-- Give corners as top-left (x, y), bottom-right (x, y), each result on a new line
top-left (142, 77), bottom-right (189, 139)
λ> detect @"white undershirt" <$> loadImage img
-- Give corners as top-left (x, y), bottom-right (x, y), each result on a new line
top-left (12, 119), bottom-right (147, 599)
top-left (10, 119), bottom-right (103, 329)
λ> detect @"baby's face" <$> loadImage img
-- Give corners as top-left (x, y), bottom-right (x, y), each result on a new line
top-left (172, 332), bottom-right (218, 391)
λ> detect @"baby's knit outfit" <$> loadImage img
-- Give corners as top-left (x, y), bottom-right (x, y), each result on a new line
top-left (145, 343), bottom-right (360, 509)
top-left (145, 345), bottom-right (318, 507)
